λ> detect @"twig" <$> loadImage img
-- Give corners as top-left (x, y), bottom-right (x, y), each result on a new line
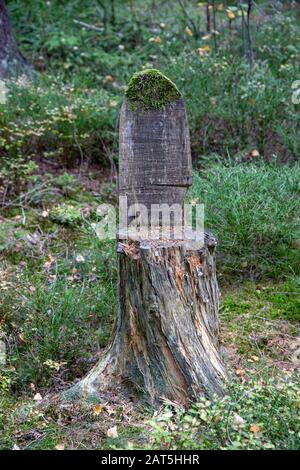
top-left (101, 139), bottom-right (117, 181)
top-left (2, 184), bottom-right (9, 206)
top-left (21, 204), bottom-right (26, 225)
top-left (73, 127), bottom-right (84, 174)
top-left (177, 0), bottom-right (199, 38)
top-left (73, 19), bottom-right (103, 32)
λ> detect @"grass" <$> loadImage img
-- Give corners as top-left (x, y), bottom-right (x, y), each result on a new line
top-left (189, 162), bottom-right (300, 279)
top-left (222, 278), bottom-right (300, 322)
top-left (1, 232), bottom-right (116, 392)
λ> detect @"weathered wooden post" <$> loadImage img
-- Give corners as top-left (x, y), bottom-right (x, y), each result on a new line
top-left (71, 70), bottom-right (227, 405)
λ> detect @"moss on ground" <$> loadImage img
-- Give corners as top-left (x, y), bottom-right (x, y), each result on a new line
top-left (125, 69), bottom-right (181, 111)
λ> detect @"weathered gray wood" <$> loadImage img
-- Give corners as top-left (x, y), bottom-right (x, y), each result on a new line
top-left (119, 98), bottom-right (192, 212)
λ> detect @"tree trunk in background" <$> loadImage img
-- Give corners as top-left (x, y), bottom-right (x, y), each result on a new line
top-left (0, 0), bottom-right (32, 79)
top-left (206, 0), bottom-right (212, 33)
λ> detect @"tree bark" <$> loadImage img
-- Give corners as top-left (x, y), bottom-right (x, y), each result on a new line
top-left (0, 0), bottom-right (33, 79)
top-left (67, 234), bottom-right (227, 405)
top-left (119, 99), bottom-right (192, 213)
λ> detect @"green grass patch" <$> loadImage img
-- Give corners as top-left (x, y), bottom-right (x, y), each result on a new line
top-left (1, 235), bottom-right (116, 392)
top-left (189, 162), bottom-right (300, 279)
top-left (222, 278), bottom-right (300, 322)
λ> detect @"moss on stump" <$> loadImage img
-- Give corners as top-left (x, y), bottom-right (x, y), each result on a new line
top-left (125, 69), bottom-right (181, 111)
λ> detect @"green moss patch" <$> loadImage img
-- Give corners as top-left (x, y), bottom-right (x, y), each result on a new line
top-left (125, 69), bottom-right (181, 111)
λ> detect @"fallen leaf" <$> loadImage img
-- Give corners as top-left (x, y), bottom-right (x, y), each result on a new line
top-left (149, 36), bottom-right (162, 44)
top-left (18, 333), bottom-right (25, 343)
top-left (227, 9), bottom-right (235, 20)
top-left (107, 426), bottom-right (118, 438)
top-left (251, 149), bottom-right (260, 157)
top-left (235, 369), bottom-right (245, 377)
top-left (94, 404), bottom-right (103, 415)
top-left (197, 45), bottom-right (210, 56)
top-left (43, 261), bottom-right (52, 271)
top-left (250, 423), bottom-right (261, 433)
top-left (251, 355), bottom-right (260, 362)
top-left (185, 26), bottom-right (193, 37)
top-left (33, 393), bottom-right (43, 401)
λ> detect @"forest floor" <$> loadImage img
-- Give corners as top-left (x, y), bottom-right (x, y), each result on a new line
top-left (0, 165), bottom-right (299, 450)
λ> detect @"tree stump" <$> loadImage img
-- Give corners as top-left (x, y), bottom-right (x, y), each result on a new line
top-left (66, 70), bottom-right (227, 405)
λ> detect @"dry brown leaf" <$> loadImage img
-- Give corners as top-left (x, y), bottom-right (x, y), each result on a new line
top-left (251, 355), bottom-right (260, 362)
top-left (185, 26), bottom-right (193, 37)
top-left (94, 405), bottom-right (103, 415)
top-left (250, 423), bottom-right (261, 433)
